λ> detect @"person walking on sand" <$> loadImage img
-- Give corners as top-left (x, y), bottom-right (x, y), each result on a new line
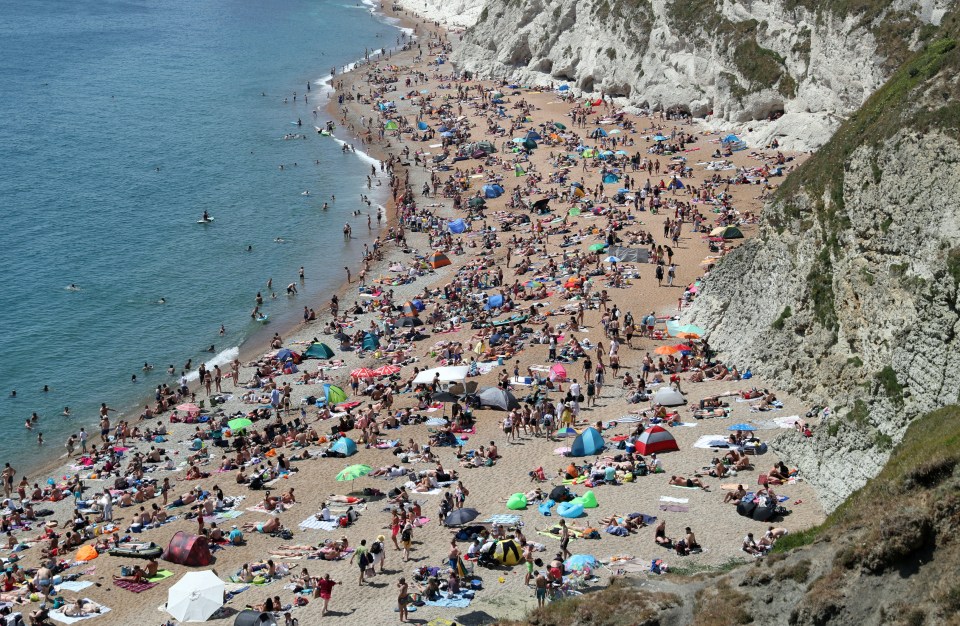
top-left (2, 464), bottom-right (15, 499)
top-left (400, 521), bottom-right (413, 562)
top-left (345, 266), bottom-right (352, 283)
top-left (559, 519), bottom-right (571, 560)
top-left (314, 573), bottom-right (340, 615)
top-left (349, 538), bottom-right (370, 585)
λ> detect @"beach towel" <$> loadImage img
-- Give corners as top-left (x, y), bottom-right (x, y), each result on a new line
top-left (55, 581), bottom-right (94, 593)
top-left (203, 510), bottom-right (243, 524)
top-left (659, 496), bottom-right (689, 504)
top-left (482, 514), bottom-right (522, 525)
top-left (224, 582), bottom-right (250, 601)
top-left (147, 570), bottom-right (174, 582)
top-left (773, 415), bottom-right (802, 428)
top-left (113, 579), bottom-right (157, 593)
top-left (423, 593), bottom-right (473, 608)
top-left (693, 435), bottom-right (729, 449)
top-left (671, 485), bottom-right (702, 490)
top-left (49, 601), bottom-right (111, 624)
top-left (298, 517), bottom-right (339, 532)
top-left (658, 504), bottom-right (689, 513)
top-left (720, 484), bottom-right (741, 490)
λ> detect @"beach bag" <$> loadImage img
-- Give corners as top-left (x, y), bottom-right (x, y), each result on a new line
top-left (737, 500), bottom-right (757, 518)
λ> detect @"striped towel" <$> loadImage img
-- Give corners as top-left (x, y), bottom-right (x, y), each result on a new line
top-left (298, 516), bottom-right (339, 531)
top-left (481, 514), bottom-right (522, 525)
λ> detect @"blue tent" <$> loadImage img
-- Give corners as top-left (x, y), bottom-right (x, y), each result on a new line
top-left (440, 131), bottom-right (454, 138)
top-left (557, 85), bottom-right (570, 91)
top-left (603, 173), bottom-right (620, 183)
top-left (485, 294), bottom-right (505, 310)
top-left (448, 218), bottom-right (466, 234)
top-left (276, 348), bottom-right (295, 361)
top-left (330, 437), bottom-right (357, 456)
top-left (591, 128), bottom-right (608, 138)
top-left (411, 299), bottom-right (425, 311)
top-left (667, 177), bottom-right (685, 190)
top-left (722, 134), bottom-right (740, 143)
top-left (417, 121), bottom-right (428, 130)
top-left (482, 184), bottom-right (504, 199)
top-left (526, 130), bottom-right (542, 141)
top-left (570, 427), bottom-right (604, 457)
top-left (362, 332), bottom-right (379, 351)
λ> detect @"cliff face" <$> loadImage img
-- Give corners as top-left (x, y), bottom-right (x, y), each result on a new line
top-left (688, 33), bottom-right (960, 510)
top-left (442, 0), bottom-right (952, 149)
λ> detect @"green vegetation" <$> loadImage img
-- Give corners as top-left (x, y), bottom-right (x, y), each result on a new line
top-left (606, 47), bottom-right (617, 60)
top-left (771, 306), bottom-right (793, 330)
top-left (874, 366), bottom-right (903, 405)
top-left (848, 399), bottom-right (870, 425)
top-left (946, 248), bottom-right (960, 284)
top-left (774, 558), bottom-right (812, 583)
top-left (847, 356), bottom-right (864, 368)
top-left (806, 248), bottom-right (838, 330)
top-left (874, 431), bottom-right (893, 450)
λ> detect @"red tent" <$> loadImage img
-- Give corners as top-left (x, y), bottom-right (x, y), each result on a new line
top-left (162, 531), bottom-right (212, 566)
top-left (634, 425), bottom-right (679, 455)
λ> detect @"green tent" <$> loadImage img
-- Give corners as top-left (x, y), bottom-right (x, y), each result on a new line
top-left (384, 121), bottom-right (398, 130)
top-left (523, 138), bottom-right (537, 150)
top-left (711, 226), bottom-right (744, 239)
top-left (468, 197), bottom-right (486, 208)
top-left (323, 384), bottom-right (348, 405)
top-left (304, 343), bottom-right (335, 359)
top-left (476, 141), bottom-right (496, 154)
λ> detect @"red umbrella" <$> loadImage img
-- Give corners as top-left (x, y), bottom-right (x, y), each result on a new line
top-left (350, 368), bottom-right (376, 379)
top-left (373, 364), bottom-right (401, 377)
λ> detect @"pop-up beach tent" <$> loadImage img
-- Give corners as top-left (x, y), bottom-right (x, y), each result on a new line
top-left (361, 332), bottom-right (379, 351)
top-left (448, 218), bottom-right (467, 234)
top-left (477, 386), bottom-right (520, 410)
top-left (482, 184), bottom-right (504, 198)
top-left (330, 437), bottom-right (358, 456)
top-left (427, 251), bottom-right (451, 268)
top-left (162, 532), bottom-right (212, 567)
top-left (303, 342), bottom-right (334, 359)
top-left (634, 425), bottom-right (680, 455)
top-left (570, 427), bottom-right (605, 457)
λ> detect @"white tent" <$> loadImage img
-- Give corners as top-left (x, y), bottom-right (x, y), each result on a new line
top-left (652, 387), bottom-right (686, 407)
top-left (166, 570), bottom-right (225, 623)
top-left (413, 366), bottom-right (470, 385)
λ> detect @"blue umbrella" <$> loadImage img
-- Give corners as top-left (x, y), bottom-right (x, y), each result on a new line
top-left (417, 121), bottom-right (428, 130)
top-left (728, 423), bottom-right (756, 431)
top-left (653, 134), bottom-right (667, 141)
top-left (564, 554), bottom-right (597, 571)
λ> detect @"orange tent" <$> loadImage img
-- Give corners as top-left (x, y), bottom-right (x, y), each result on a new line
top-left (75, 545), bottom-right (98, 561)
top-left (400, 301), bottom-right (419, 317)
top-left (427, 251), bottom-right (451, 269)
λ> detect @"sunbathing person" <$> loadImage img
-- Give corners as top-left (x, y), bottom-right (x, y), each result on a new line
top-left (242, 516), bottom-right (281, 534)
top-left (654, 520), bottom-right (671, 546)
top-left (708, 458), bottom-right (729, 478)
top-left (62, 600), bottom-right (103, 617)
top-left (113, 565), bottom-right (147, 584)
top-left (669, 475), bottom-right (709, 491)
top-left (723, 485), bottom-right (747, 504)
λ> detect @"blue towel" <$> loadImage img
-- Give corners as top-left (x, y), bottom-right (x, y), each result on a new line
top-left (423, 593), bottom-right (472, 608)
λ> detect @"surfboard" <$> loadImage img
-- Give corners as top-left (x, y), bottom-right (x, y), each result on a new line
top-left (256, 315), bottom-right (270, 323)
top-left (197, 217), bottom-right (215, 224)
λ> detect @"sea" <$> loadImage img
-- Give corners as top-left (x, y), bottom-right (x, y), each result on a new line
top-left (0, 0), bottom-right (403, 474)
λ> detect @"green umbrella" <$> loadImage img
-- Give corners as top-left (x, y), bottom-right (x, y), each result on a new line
top-left (568, 207), bottom-right (581, 216)
top-left (589, 243), bottom-right (607, 252)
top-left (468, 197), bottom-right (486, 208)
top-left (553, 122), bottom-right (567, 130)
top-left (336, 464), bottom-right (372, 482)
top-left (677, 323), bottom-right (706, 336)
top-left (227, 418), bottom-right (252, 432)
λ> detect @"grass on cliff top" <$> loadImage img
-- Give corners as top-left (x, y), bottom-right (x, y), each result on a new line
top-left (774, 404), bottom-right (960, 553)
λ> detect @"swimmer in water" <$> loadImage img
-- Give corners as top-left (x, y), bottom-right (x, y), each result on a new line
top-left (322, 202), bottom-right (329, 210)
top-left (207, 345), bottom-right (216, 353)
top-left (274, 238), bottom-right (286, 243)
top-left (62, 407), bottom-right (70, 417)
top-left (131, 374), bottom-right (137, 383)
top-left (66, 283), bottom-right (80, 291)
top-left (143, 362), bottom-right (153, 372)
top-left (43, 385), bottom-right (49, 392)
top-left (9, 391), bottom-right (15, 398)
top-left (158, 298), bottom-right (166, 304)
top-left (247, 245), bottom-right (253, 252)
top-left (301, 190), bottom-right (310, 196)
top-left (167, 364), bottom-right (175, 375)
top-left (219, 324), bottom-right (226, 336)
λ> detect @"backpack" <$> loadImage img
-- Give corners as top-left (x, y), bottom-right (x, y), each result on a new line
top-left (401, 528), bottom-right (412, 542)
top-left (370, 541), bottom-right (383, 555)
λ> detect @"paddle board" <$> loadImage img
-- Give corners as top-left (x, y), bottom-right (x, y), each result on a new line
top-left (256, 314), bottom-right (270, 323)
top-left (197, 217), bottom-right (215, 224)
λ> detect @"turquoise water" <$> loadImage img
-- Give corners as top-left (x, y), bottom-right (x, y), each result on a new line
top-left (0, 0), bottom-right (399, 471)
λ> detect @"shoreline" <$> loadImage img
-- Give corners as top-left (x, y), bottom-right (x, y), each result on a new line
top-left (15, 6), bottom-right (416, 485)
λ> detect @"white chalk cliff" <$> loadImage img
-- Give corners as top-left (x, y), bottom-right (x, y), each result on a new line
top-left (398, 0), bottom-right (952, 150)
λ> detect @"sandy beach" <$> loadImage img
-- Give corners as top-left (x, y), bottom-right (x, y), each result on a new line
top-left (1, 5), bottom-right (825, 626)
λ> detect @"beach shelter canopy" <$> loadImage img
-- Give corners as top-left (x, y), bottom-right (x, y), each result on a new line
top-left (413, 366), bottom-right (470, 385)
top-left (549, 363), bottom-right (567, 381)
top-left (396, 316), bottom-right (423, 328)
top-left (482, 184), bottom-right (505, 198)
top-left (166, 570), bottom-right (225, 623)
top-left (427, 251), bottom-right (451, 268)
top-left (448, 218), bottom-right (467, 234)
top-left (476, 141), bottom-right (496, 154)
top-left (400, 301), bottom-right (420, 317)
top-left (477, 386), bottom-right (520, 410)
top-left (484, 294), bottom-right (504, 310)
top-left (330, 437), bottom-right (358, 456)
top-left (227, 418), bottom-right (253, 432)
top-left (417, 121), bottom-right (428, 130)
top-left (490, 538), bottom-right (522, 565)
top-left (590, 128), bottom-right (608, 138)
top-left (162, 532), bottom-right (212, 567)
top-left (607, 245), bottom-right (650, 263)
top-left (322, 384), bottom-right (348, 405)
top-left (652, 387), bottom-right (686, 406)
top-left (304, 342), bottom-right (335, 359)
top-left (710, 226), bottom-right (744, 239)
top-left (564, 554), bottom-right (597, 572)
top-left (570, 427), bottom-right (605, 457)
top-left (635, 425), bottom-right (680, 455)
top-left (361, 332), bottom-right (379, 351)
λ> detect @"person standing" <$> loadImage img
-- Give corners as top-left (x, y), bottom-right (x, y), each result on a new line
top-left (397, 577), bottom-right (410, 623)
top-left (559, 519), bottom-right (571, 560)
top-left (314, 573), bottom-right (340, 615)
top-left (667, 263), bottom-right (676, 287)
top-left (370, 535), bottom-right (386, 573)
top-left (655, 263), bottom-right (664, 286)
top-left (349, 539), bottom-right (369, 586)
top-left (1, 464), bottom-right (15, 499)
top-left (400, 521), bottom-right (413, 562)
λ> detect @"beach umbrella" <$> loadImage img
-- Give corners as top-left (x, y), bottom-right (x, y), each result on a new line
top-left (568, 207), bottom-right (581, 216)
top-left (553, 122), bottom-right (567, 129)
top-left (588, 243), bottom-right (607, 252)
top-left (653, 134), bottom-right (667, 141)
top-left (564, 554), bottom-right (597, 572)
top-left (525, 280), bottom-right (543, 289)
top-left (549, 363), bottom-right (567, 382)
top-left (728, 423), bottom-right (757, 431)
top-left (604, 256), bottom-right (621, 263)
top-left (609, 129), bottom-right (621, 134)
top-left (351, 368), bottom-right (376, 379)
top-left (322, 384), bottom-right (348, 405)
top-left (373, 364), bottom-right (401, 377)
top-left (468, 197), bottom-right (486, 208)
top-left (166, 570), bottom-right (225, 623)
top-left (677, 324), bottom-right (706, 336)
top-left (676, 331), bottom-right (701, 340)
top-left (336, 464), bottom-right (372, 482)
top-left (227, 418), bottom-right (252, 432)
top-left (512, 137), bottom-right (526, 143)
top-left (557, 427), bottom-right (578, 438)
top-left (532, 198), bottom-right (551, 212)
top-left (654, 345), bottom-right (681, 355)
top-left (176, 403), bottom-right (200, 417)
top-left (444, 508), bottom-right (480, 527)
